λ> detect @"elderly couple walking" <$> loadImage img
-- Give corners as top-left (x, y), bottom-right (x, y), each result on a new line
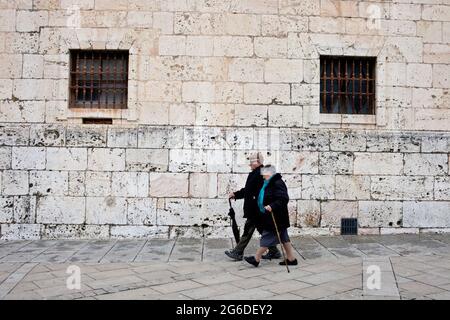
top-left (225, 152), bottom-right (298, 268)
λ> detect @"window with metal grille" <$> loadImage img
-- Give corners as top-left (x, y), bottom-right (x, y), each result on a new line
top-left (69, 50), bottom-right (128, 109)
top-left (320, 56), bottom-right (376, 115)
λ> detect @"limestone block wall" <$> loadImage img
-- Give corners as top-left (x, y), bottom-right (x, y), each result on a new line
top-left (0, 124), bottom-right (449, 239)
top-left (0, 0), bottom-right (449, 239)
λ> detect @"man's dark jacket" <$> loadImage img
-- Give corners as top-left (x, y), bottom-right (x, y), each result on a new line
top-left (234, 165), bottom-right (264, 220)
top-left (256, 173), bottom-right (290, 232)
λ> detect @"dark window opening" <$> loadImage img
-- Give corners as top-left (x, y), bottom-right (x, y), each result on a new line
top-left (70, 50), bottom-right (129, 109)
top-left (320, 56), bottom-right (376, 115)
top-left (82, 118), bottom-right (113, 125)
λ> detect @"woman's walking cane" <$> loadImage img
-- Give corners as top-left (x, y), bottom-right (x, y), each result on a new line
top-left (269, 210), bottom-right (290, 273)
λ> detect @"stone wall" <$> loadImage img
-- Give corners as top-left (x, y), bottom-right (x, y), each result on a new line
top-left (0, 124), bottom-right (449, 239)
top-left (0, 0), bottom-right (449, 239)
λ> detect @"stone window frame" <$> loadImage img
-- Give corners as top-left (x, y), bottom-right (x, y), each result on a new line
top-left (53, 28), bottom-right (152, 124)
top-left (303, 34), bottom-right (389, 129)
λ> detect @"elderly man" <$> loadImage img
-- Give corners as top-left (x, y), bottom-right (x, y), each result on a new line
top-left (225, 152), bottom-right (281, 261)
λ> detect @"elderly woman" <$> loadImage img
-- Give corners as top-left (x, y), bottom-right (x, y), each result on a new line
top-left (244, 164), bottom-right (298, 267)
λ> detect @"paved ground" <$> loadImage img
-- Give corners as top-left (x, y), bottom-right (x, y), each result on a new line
top-left (0, 234), bottom-right (449, 300)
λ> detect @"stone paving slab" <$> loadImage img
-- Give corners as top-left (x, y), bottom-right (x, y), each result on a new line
top-left (0, 235), bottom-right (448, 300)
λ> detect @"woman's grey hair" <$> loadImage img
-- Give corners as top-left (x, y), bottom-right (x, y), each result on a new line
top-left (261, 164), bottom-right (276, 176)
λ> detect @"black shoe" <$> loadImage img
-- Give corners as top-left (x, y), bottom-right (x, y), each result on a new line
top-left (244, 256), bottom-right (260, 267)
top-left (279, 258), bottom-right (298, 266)
top-left (225, 250), bottom-right (243, 261)
top-left (262, 250), bottom-right (282, 260)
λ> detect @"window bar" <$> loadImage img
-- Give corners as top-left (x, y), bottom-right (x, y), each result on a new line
top-left (330, 58), bottom-right (334, 113)
top-left (361, 60), bottom-right (364, 114)
top-left (366, 59), bottom-right (370, 114)
top-left (90, 51), bottom-right (94, 109)
top-left (82, 52), bottom-right (87, 108)
top-left (352, 59), bottom-right (355, 114)
top-left (74, 51), bottom-right (79, 107)
top-left (113, 53), bottom-right (117, 108)
top-left (124, 54), bottom-right (128, 108)
top-left (98, 52), bottom-right (102, 108)
top-left (338, 58), bottom-right (341, 113)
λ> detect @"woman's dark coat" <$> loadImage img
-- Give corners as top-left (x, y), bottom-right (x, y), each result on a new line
top-left (233, 164), bottom-right (264, 220)
top-left (256, 173), bottom-right (290, 233)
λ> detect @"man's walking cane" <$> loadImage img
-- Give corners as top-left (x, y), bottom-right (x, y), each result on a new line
top-left (269, 210), bottom-right (290, 273)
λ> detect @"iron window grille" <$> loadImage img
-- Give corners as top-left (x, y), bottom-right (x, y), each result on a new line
top-left (69, 50), bottom-right (129, 109)
top-left (320, 56), bottom-right (376, 115)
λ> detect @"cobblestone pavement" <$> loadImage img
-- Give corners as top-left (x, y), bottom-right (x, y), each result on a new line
top-left (0, 234), bottom-right (449, 300)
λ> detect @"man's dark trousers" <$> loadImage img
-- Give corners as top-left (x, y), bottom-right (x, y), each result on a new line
top-left (233, 219), bottom-right (279, 255)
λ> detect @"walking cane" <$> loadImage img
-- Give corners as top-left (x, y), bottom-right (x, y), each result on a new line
top-left (269, 210), bottom-right (290, 273)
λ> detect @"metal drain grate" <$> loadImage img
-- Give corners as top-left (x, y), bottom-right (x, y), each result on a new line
top-left (341, 218), bottom-right (358, 235)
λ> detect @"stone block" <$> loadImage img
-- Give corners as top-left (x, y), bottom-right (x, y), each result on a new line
top-left (406, 63), bottom-right (432, 88)
top-left (404, 153), bottom-right (448, 176)
top-left (297, 199), bottom-right (320, 227)
top-left (262, 14), bottom-right (308, 36)
top-left (229, 58), bottom-right (264, 82)
top-left (184, 127), bottom-right (227, 149)
top-left (371, 176), bottom-right (434, 200)
top-left (12, 147), bottom-right (46, 170)
top-left (279, 151), bottom-right (319, 174)
top-left (243, 83), bottom-right (290, 104)
top-left (225, 14), bottom-right (260, 36)
top-left (213, 36), bottom-right (253, 57)
top-left (320, 200), bottom-right (358, 227)
top-left (86, 196), bottom-right (127, 225)
top-left (85, 171), bottom-right (111, 196)
top-left (182, 81), bottom-right (215, 103)
top-left (13, 195), bottom-right (36, 223)
top-left (0, 224), bottom-right (41, 240)
top-left (30, 124), bottom-right (65, 147)
top-left (189, 173), bottom-right (218, 198)
top-left (186, 104), bottom-right (227, 126)
top-left (279, 0), bottom-right (320, 16)
top-left (41, 224), bottom-right (109, 239)
top-left (159, 35), bottom-right (186, 55)
top-left (125, 148), bottom-right (168, 172)
top-left (110, 226), bottom-right (169, 239)
top-left (403, 201), bottom-right (450, 228)
top-left (302, 174), bottom-right (335, 200)
top-left (107, 127), bottom-right (138, 148)
top-left (217, 173), bottom-right (248, 198)
top-left (0, 147), bottom-right (11, 169)
top-left (127, 198), bottom-right (157, 225)
top-left (22, 54), bottom-right (44, 78)
top-left (291, 129), bottom-right (330, 151)
top-left (29, 171), bottom-right (68, 196)
top-left (1, 170), bottom-right (28, 195)
top-left (111, 172), bottom-right (149, 197)
top-left (169, 103), bottom-right (196, 126)
top-left (137, 126), bottom-right (184, 149)
top-left (186, 36), bottom-right (214, 56)
top-left (335, 175), bottom-right (370, 200)
top-left (254, 37), bottom-right (287, 58)
top-left (0, 100), bottom-right (46, 123)
top-left (0, 196), bottom-right (14, 223)
top-left (432, 64), bottom-right (450, 88)
top-left (354, 152), bottom-right (403, 175)
top-left (366, 132), bottom-right (420, 153)
top-left (330, 131), bottom-right (366, 151)
top-left (417, 21), bottom-right (443, 43)
top-left (268, 105), bottom-right (303, 128)
top-left (264, 58), bottom-right (303, 83)
top-left (0, 54), bottom-right (22, 78)
top-left (282, 174), bottom-right (302, 199)
top-left (319, 151), bottom-right (353, 175)
top-left (150, 173), bottom-right (189, 197)
top-left (234, 105), bottom-right (268, 127)
top-left (0, 9), bottom-right (15, 31)
top-left (435, 176), bottom-right (450, 200)
top-left (225, 128), bottom-right (254, 150)
top-left (424, 44), bottom-right (450, 64)
top-left (0, 79), bottom-right (12, 99)
top-left (205, 149), bottom-right (233, 173)
top-left (0, 125), bottom-right (29, 146)
top-left (16, 10), bottom-right (48, 32)
top-left (68, 171), bottom-right (85, 196)
top-left (66, 126), bottom-right (107, 147)
top-left (46, 148), bottom-right (87, 171)
top-left (153, 12), bottom-right (174, 34)
top-left (422, 5), bottom-right (450, 21)
top-left (87, 148), bottom-right (125, 171)
top-left (358, 201), bottom-right (403, 228)
top-left (37, 196), bottom-right (85, 224)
